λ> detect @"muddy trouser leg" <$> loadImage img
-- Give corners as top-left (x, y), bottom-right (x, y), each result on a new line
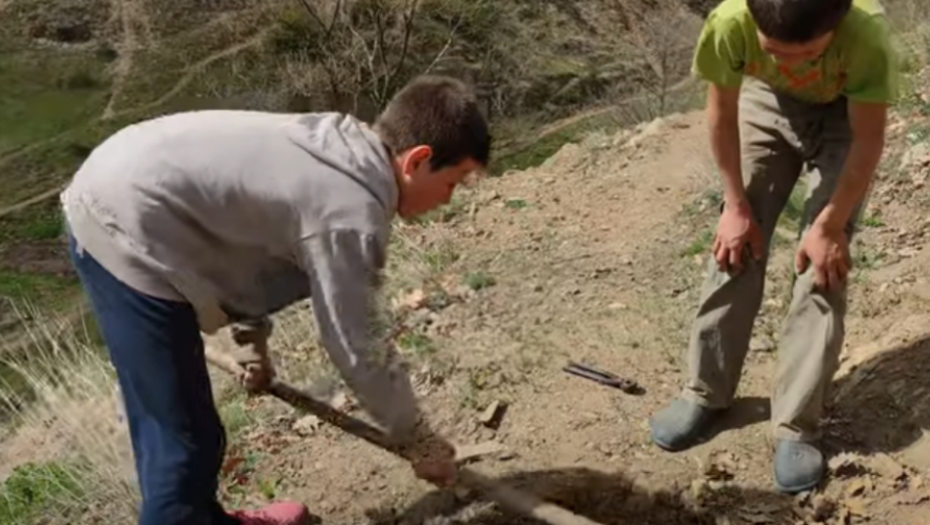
top-left (772, 96), bottom-right (862, 443)
top-left (68, 233), bottom-right (237, 525)
top-left (683, 80), bottom-right (804, 409)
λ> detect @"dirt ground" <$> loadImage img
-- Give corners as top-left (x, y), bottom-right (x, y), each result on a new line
top-left (197, 110), bottom-right (930, 525)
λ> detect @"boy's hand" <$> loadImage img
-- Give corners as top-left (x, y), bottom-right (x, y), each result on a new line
top-left (713, 200), bottom-right (763, 274)
top-left (403, 434), bottom-right (457, 488)
top-left (796, 223), bottom-right (851, 292)
top-left (230, 319), bottom-right (275, 392)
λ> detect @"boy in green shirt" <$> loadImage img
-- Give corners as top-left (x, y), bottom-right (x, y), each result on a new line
top-left (649, 0), bottom-right (897, 493)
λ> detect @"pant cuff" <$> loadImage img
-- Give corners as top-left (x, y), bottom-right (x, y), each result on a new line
top-left (681, 387), bottom-right (730, 410)
top-left (773, 425), bottom-right (821, 443)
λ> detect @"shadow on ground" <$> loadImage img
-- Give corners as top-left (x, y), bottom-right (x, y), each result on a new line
top-left (365, 467), bottom-right (797, 525)
top-left (827, 335), bottom-right (930, 455)
top-left (702, 396), bottom-right (770, 443)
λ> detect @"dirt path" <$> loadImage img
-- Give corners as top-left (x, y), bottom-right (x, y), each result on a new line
top-left (0, 185), bottom-right (64, 218)
top-left (101, 0), bottom-right (155, 119)
top-left (111, 28), bottom-right (271, 119)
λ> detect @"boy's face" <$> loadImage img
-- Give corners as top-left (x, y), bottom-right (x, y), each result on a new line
top-left (758, 31), bottom-right (834, 66)
top-left (395, 145), bottom-right (481, 219)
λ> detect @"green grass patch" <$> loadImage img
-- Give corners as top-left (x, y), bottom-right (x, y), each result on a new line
top-left (464, 271), bottom-right (496, 291)
top-left (777, 180), bottom-right (808, 232)
top-left (0, 109), bottom-right (151, 209)
top-left (398, 332), bottom-right (437, 357)
top-left (0, 270), bottom-right (79, 308)
top-left (218, 393), bottom-right (255, 439)
top-left (0, 46), bottom-right (111, 157)
top-left (682, 229), bottom-right (714, 257)
top-left (424, 241), bottom-right (460, 273)
top-left (0, 460), bottom-right (86, 524)
top-left (860, 212), bottom-right (885, 229)
top-left (906, 122), bottom-right (930, 146)
top-left (114, 10), bottom-right (275, 112)
top-left (0, 201), bottom-right (64, 245)
top-left (409, 194), bottom-right (471, 225)
top-left (488, 113), bottom-right (622, 175)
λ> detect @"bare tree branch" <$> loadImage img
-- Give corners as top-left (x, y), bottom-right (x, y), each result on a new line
top-left (424, 15), bottom-right (462, 75)
top-left (381, 0), bottom-right (418, 106)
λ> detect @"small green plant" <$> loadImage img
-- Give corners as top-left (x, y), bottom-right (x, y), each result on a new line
top-left (778, 181), bottom-right (808, 232)
top-left (853, 249), bottom-right (882, 271)
top-left (907, 123), bottom-right (930, 145)
top-left (683, 188), bottom-right (724, 216)
top-left (257, 477), bottom-right (278, 501)
top-left (682, 229), bottom-right (714, 257)
top-left (0, 461), bottom-right (85, 523)
top-left (398, 331), bottom-right (436, 357)
top-left (861, 212), bottom-right (885, 228)
top-left (411, 198), bottom-right (470, 225)
top-left (504, 198), bottom-right (528, 210)
top-left (459, 370), bottom-right (484, 409)
top-left (424, 242), bottom-right (460, 273)
top-left (425, 289), bottom-right (452, 310)
top-left (218, 396), bottom-right (254, 439)
top-left (464, 271), bottom-right (496, 291)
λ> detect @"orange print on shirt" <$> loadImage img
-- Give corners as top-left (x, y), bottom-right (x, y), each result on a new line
top-left (778, 64), bottom-right (822, 89)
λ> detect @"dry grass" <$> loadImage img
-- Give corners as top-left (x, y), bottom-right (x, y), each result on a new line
top-left (0, 225), bottom-right (439, 521)
top-left (0, 303), bottom-right (137, 523)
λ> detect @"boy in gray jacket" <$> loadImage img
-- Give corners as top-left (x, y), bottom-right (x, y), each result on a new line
top-left (61, 75), bottom-right (490, 525)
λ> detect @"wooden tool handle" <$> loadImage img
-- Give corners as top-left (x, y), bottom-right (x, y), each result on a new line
top-left (269, 381), bottom-right (603, 525)
top-left (204, 349), bottom-right (606, 525)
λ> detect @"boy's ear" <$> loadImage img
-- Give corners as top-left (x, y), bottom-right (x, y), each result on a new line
top-left (400, 145), bottom-right (433, 177)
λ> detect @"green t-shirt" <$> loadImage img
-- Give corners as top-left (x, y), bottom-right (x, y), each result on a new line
top-left (692, 0), bottom-right (899, 104)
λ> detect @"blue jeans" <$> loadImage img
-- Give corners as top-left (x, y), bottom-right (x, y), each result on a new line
top-left (69, 234), bottom-right (238, 525)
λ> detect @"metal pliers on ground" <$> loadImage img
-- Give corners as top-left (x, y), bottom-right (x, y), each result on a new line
top-left (563, 361), bottom-right (644, 395)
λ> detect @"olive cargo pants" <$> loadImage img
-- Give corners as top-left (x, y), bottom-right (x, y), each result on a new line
top-left (683, 78), bottom-right (867, 442)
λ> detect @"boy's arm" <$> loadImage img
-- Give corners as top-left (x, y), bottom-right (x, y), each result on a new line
top-left (707, 84), bottom-right (745, 207)
top-left (815, 16), bottom-right (896, 231)
top-left (691, 11), bottom-right (747, 206)
top-left (813, 102), bottom-right (887, 232)
top-left (296, 229), bottom-right (420, 445)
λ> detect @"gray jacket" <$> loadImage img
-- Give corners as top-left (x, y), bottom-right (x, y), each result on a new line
top-left (61, 109), bottom-right (418, 442)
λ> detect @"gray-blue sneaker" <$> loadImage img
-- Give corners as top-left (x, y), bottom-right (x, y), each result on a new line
top-left (649, 398), bottom-right (719, 452)
top-left (773, 440), bottom-right (825, 494)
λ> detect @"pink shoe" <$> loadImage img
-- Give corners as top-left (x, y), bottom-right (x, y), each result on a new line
top-left (227, 501), bottom-right (314, 525)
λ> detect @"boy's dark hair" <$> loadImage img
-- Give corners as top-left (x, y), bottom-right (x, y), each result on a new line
top-left (747, 0), bottom-right (852, 43)
top-left (375, 75), bottom-right (491, 171)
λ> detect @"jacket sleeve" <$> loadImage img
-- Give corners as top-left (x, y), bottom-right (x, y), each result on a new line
top-left (295, 228), bottom-right (420, 445)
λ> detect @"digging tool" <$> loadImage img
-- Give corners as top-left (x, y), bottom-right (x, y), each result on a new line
top-left (204, 347), bottom-right (607, 525)
top-left (563, 361), bottom-right (644, 395)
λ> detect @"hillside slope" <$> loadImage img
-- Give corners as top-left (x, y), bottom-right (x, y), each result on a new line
top-left (0, 0), bottom-right (709, 334)
top-left (2, 1), bottom-right (930, 524)
top-left (231, 109), bottom-right (930, 525)
top-left (6, 105), bottom-right (930, 523)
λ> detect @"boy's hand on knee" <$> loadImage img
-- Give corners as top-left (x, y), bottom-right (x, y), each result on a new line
top-left (796, 223), bottom-right (850, 292)
top-left (713, 200), bottom-right (763, 274)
